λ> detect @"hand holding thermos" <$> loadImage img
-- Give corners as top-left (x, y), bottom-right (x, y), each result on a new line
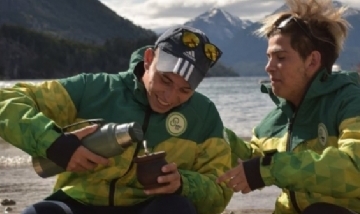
top-left (32, 121), bottom-right (143, 178)
top-left (65, 124), bottom-right (109, 172)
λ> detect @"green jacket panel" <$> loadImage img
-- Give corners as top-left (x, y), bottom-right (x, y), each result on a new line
top-left (224, 127), bottom-right (263, 167)
top-left (0, 81), bottom-right (77, 157)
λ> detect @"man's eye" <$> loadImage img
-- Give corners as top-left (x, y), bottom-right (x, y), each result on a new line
top-left (181, 88), bottom-right (191, 94)
top-left (162, 77), bottom-right (171, 84)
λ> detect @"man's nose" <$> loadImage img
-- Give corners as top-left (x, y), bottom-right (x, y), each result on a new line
top-left (163, 87), bottom-right (182, 105)
top-left (265, 59), bottom-right (275, 74)
top-left (164, 87), bottom-right (176, 102)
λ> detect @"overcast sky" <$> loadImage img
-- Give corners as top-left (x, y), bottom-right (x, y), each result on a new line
top-left (98, 0), bottom-right (360, 30)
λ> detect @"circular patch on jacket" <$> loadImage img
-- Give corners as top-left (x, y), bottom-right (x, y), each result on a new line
top-left (166, 112), bottom-right (187, 136)
top-left (318, 123), bottom-right (328, 146)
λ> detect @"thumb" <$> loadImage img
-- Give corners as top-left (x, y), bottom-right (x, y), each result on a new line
top-left (237, 158), bottom-right (243, 164)
top-left (72, 124), bottom-right (99, 140)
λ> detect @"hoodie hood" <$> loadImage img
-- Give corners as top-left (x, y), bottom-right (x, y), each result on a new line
top-left (119, 45), bottom-right (153, 106)
top-left (126, 45), bottom-right (153, 72)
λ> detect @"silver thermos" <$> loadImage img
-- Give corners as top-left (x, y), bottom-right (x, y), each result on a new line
top-left (32, 122), bottom-right (143, 178)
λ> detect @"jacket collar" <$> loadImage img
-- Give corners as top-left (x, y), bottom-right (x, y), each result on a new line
top-left (261, 68), bottom-right (359, 116)
top-left (120, 46), bottom-right (153, 106)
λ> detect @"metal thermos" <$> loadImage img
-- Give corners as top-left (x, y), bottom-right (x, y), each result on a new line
top-left (32, 122), bottom-right (143, 178)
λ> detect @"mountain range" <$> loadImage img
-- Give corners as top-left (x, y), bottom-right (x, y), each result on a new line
top-left (0, 0), bottom-right (239, 79)
top-left (0, 0), bottom-right (359, 77)
top-left (0, 0), bottom-right (156, 43)
top-left (180, 1), bottom-right (360, 76)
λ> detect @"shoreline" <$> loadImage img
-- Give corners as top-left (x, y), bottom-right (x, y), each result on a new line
top-left (0, 139), bottom-right (279, 214)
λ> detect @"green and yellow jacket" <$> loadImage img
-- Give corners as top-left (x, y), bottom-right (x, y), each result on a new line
top-left (226, 69), bottom-right (360, 214)
top-left (0, 46), bottom-right (233, 214)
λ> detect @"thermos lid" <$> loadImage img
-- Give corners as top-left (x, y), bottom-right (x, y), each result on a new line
top-left (128, 122), bottom-right (143, 143)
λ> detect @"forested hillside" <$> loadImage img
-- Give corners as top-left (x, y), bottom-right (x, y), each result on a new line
top-left (0, 25), bottom-right (237, 79)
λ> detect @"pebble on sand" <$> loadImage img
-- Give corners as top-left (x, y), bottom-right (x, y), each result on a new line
top-left (0, 199), bottom-right (16, 206)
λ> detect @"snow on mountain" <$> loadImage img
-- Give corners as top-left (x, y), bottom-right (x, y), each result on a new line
top-left (183, 7), bottom-right (252, 46)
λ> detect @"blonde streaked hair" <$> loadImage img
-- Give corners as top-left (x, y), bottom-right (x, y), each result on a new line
top-left (255, 0), bottom-right (351, 72)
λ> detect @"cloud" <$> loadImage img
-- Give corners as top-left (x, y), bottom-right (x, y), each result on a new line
top-left (99, 0), bottom-right (360, 30)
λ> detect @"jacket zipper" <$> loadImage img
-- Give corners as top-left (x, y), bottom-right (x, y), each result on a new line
top-left (108, 107), bottom-right (152, 206)
top-left (286, 115), bottom-right (302, 214)
top-left (284, 71), bottom-right (325, 213)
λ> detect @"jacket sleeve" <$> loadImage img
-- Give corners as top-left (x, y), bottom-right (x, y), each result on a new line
top-left (246, 93), bottom-right (360, 197)
top-left (178, 104), bottom-right (233, 214)
top-left (224, 127), bottom-right (264, 167)
top-left (0, 76), bottom-right (84, 158)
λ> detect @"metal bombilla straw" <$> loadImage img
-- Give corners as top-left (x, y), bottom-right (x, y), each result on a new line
top-left (143, 140), bottom-right (150, 155)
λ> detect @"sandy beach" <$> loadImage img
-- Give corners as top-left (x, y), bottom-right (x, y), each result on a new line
top-left (0, 139), bottom-right (279, 214)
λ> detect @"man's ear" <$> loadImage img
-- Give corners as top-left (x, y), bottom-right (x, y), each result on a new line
top-left (144, 48), bottom-right (155, 70)
top-left (306, 50), bottom-right (321, 74)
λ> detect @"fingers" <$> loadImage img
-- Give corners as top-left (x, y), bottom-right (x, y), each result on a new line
top-left (66, 146), bottom-right (109, 172)
top-left (161, 162), bottom-right (177, 173)
top-left (158, 163), bottom-right (180, 184)
top-left (233, 185), bottom-right (243, 193)
top-left (145, 184), bottom-right (172, 195)
top-left (66, 158), bottom-right (94, 172)
top-left (79, 159), bottom-right (97, 170)
top-left (144, 173), bottom-right (180, 195)
top-left (65, 125), bottom-right (110, 173)
top-left (220, 174), bottom-right (251, 193)
top-left (217, 160), bottom-right (253, 194)
top-left (82, 147), bottom-right (109, 165)
top-left (157, 170), bottom-right (180, 184)
top-left (216, 166), bottom-right (241, 183)
top-left (241, 186), bottom-right (252, 194)
top-left (225, 174), bottom-right (242, 188)
top-left (71, 124), bottom-right (99, 140)
top-left (144, 163), bottom-right (181, 195)
top-left (223, 173), bottom-right (249, 193)
top-left (233, 184), bottom-right (251, 194)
